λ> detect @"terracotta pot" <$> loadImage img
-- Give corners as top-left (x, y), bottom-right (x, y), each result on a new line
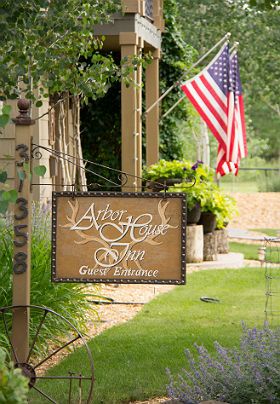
top-left (198, 211), bottom-right (217, 234)
top-left (187, 203), bottom-right (201, 225)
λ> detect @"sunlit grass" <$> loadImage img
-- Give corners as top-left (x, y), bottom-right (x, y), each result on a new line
top-left (220, 181), bottom-right (258, 193)
top-left (249, 228), bottom-right (279, 238)
top-left (229, 242), bottom-right (279, 263)
top-left (39, 268), bottom-right (267, 403)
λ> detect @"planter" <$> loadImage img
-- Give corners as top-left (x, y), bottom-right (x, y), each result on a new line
top-left (186, 225), bottom-right (203, 263)
top-left (215, 229), bottom-right (229, 254)
top-left (198, 211), bottom-right (217, 234)
top-left (203, 231), bottom-right (218, 261)
top-left (187, 203), bottom-right (201, 225)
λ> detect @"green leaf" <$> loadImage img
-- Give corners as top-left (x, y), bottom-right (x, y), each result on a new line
top-left (1, 189), bottom-right (18, 203)
top-left (0, 171), bottom-right (8, 183)
top-left (0, 200), bottom-right (9, 214)
top-left (7, 189), bottom-right (18, 203)
top-left (35, 100), bottom-right (43, 107)
top-left (1, 191), bottom-right (11, 201)
top-left (33, 165), bottom-right (47, 177)
top-left (2, 104), bottom-right (12, 115)
top-left (0, 114), bottom-right (10, 128)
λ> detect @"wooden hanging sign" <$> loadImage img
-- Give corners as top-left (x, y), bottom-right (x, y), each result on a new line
top-left (52, 192), bottom-right (186, 285)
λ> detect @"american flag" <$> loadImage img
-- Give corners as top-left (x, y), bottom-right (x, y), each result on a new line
top-left (216, 50), bottom-right (248, 176)
top-left (181, 43), bottom-right (247, 176)
top-left (229, 51), bottom-right (247, 161)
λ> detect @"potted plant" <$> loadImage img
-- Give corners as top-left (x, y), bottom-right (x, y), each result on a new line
top-left (198, 184), bottom-right (237, 233)
top-left (143, 159), bottom-right (194, 190)
top-left (143, 159), bottom-right (212, 191)
top-left (167, 181), bottom-right (207, 225)
top-left (214, 192), bottom-right (237, 229)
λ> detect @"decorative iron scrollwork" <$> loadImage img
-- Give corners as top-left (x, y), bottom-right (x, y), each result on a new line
top-left (31, 145), bottom-right (43, 160)
top-left (30, 143), bottom-right (197, 191)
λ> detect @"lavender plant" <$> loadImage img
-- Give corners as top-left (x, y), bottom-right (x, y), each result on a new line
top-left (167, 324), bottom-right (280, 403)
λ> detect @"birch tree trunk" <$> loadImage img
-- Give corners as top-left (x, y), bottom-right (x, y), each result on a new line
top-left (53, 93), bottom-right (87, 191)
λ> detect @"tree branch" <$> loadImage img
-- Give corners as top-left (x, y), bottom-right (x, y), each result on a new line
top-left (34, 93), bottom-right (80, 121)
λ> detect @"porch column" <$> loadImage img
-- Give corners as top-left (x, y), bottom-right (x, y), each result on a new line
top-left (136, 36), bottom-right (144, 189)
top-left (120, 32), bottom-right (138, 191)
top-left (146, 48), bottom-right (160, 166)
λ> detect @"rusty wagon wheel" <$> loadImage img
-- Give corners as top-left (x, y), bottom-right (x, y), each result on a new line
top-left (0, 305), bottom-right (94, 404)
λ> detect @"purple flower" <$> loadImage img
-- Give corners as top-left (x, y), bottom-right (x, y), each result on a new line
top-left (191, 160), bottom-right (203, 170)
top-left (167, 325), bottom-right (280, 403)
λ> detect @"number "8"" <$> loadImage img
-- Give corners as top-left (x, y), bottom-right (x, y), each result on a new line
top-left (13, 252), bottom-right (27, 274)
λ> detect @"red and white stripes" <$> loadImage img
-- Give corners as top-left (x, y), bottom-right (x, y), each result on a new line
top-left (181, 44), bottom-right (247, 177)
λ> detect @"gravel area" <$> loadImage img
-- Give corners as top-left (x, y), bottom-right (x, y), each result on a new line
top-left (87, 284), bottom-right (175, 338)
top-left (230, 192), bottom-right (280, 229)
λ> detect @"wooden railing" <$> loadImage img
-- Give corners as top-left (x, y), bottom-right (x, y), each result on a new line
top-left (122, 0), bottom-right (164, 31)
top-left (145, 0), bottom-right (153, 19)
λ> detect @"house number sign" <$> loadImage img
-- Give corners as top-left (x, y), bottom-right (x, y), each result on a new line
top-left (13, 144), bottom-right (29, 274)
top-left (52, 192), bottom-right (186, 284)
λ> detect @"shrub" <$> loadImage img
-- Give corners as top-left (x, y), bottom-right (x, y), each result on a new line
top-left (167, 324), bottom-right (280, 404)
top-left (0, 347), bottom-right (28, 403)
top-left (165, 162), bottom-right (237, 227)
top-left (0, 205), bottom-right (97, 356)
top-left (260, 173), bottom-right (280, 192)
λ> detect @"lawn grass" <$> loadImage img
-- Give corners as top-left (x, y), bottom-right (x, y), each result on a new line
top-left (220, 181), bottom-right (258, 193)
top-left (29, 267), bottom-right (267, 403)
top-left (229, 242), bottom-right (279, 263)
top-left (249, 228), bottom-right (279, 238)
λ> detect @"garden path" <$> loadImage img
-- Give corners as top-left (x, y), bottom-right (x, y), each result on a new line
top-left (229, 192), bottom-right (280, 229)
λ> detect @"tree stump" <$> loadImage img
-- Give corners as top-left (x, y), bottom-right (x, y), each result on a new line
top-left (203, 232), bottom-right (217, 261)
top-left (216, 229), bottom-right (229, 254)
top-left (186, 225), bottom-right (203, 263)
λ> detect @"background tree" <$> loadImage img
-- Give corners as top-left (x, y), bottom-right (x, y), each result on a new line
top-left (158, 0), bottom-right (197, 160)
top-left (0, 0), bottom-right (120, 106)
top-left (249, 0), bottom-right (279, 9)
top-left (0, 0), bottom-right (130, 210)
top-left (178, 0), bottom-right (280, 163)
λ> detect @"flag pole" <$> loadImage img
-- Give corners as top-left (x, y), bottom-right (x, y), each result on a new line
top-left (161, 95), bottom-right (185, 120)
top-left (230, 41), bottom-right (239, 55)
top-left (144, 32), bottom-right (231, 116)
top-left (161, 40), bottom-right (238, 121)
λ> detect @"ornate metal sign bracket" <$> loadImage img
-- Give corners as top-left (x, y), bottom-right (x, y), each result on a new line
top-left (31, 143), bottom-right (196, 192)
